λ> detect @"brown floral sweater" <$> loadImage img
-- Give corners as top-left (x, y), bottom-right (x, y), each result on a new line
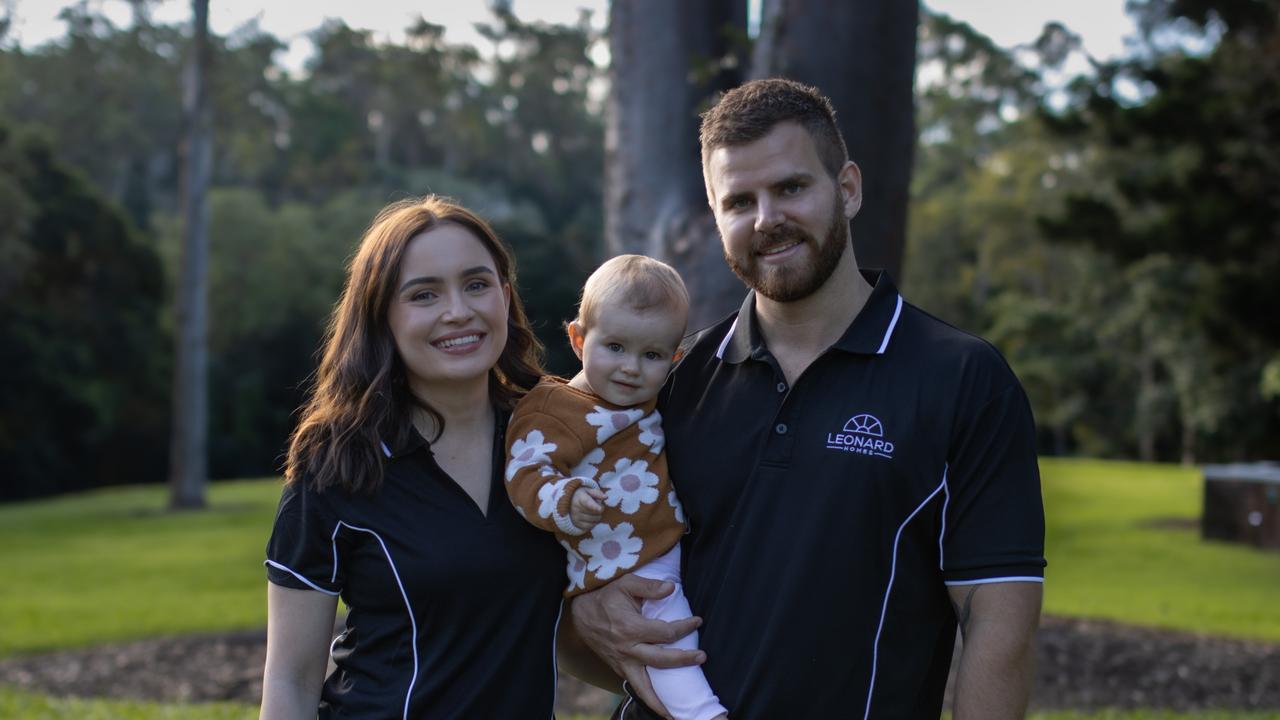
top-left (505, 377), bottom-right (685, 596)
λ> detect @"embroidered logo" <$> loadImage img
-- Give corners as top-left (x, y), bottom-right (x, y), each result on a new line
top-left (826, 413), bottom-right (895, 459)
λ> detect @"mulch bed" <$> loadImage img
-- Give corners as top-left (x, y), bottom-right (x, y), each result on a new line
top-left (2, 615), bottom-right (1277, 712)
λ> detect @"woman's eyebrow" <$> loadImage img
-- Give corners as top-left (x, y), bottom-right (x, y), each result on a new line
top-left (398, 266), bottom-right (495, 292)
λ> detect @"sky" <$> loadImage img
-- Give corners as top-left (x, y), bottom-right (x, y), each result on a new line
top-left (5, 0), bottom-right (1140, 71)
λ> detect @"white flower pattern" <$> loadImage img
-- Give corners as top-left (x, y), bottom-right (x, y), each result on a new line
top-left (637, 411), bottom-right (665, 452)
top-left (570, 447), bottom-right (606, 481)
top-left (537, 477), bottom-right (574, 520)
top-left (560, 540), bottom-right (588, 593)
top-left (599, 458), bottom-right (660, 514)
top-left (578, 522), bottom-right (643, 580)
top-left (506, 430), bottom-right (557, 481)
top-left (584, 405), bottom-right (645, 444)
top-left (668, 490), bottom-right (685, 525)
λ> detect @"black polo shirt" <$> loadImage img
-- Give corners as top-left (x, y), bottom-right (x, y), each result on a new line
top-left (265, 416), bottom-right (565, 719)
top-left (661, 270), bottom-right (1045, 719)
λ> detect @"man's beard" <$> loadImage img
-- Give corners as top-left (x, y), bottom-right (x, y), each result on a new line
top-left (724, 196), bottom-right (849, 302)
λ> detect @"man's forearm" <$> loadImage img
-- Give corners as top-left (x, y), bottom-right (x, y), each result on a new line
top-left (949, 582), bottom-right (1042, 720)
top-left (558, 599), bottom-right (624, 693)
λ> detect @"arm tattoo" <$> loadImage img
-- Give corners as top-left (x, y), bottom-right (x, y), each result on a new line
top-left (950, 585), bottom-right (979, 636)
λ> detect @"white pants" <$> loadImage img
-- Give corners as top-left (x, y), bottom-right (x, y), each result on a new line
top-left (631, 543), bottom-right (727, 720)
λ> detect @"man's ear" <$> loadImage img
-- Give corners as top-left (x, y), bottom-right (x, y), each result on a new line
top-left (566, 321), bottom-right (586, 360)
top-left (838, 160), bottom-right (863, 220)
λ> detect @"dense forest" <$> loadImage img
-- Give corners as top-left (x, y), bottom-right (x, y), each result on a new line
top-left (1, 0), bottom-right (1276, 501)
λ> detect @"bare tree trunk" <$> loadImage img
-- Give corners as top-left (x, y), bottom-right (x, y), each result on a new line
top-left (606, 0), bottom-right (917, 327)
top-left (767, 0), bottom-right (917, 281)
top-left (1136, 354), bottom-right (1158, 463)
top-left (606, 0), bottom-right (747, 329)
top-left (1180, 418), bottom-right (1196, 466)
top-left (169, 0), bottom-right (211, 510)
top-left (749, 0), bottom-right (788, 80)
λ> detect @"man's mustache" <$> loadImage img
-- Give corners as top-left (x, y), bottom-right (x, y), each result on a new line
top-left (755, 224), bottom-right (812, 252)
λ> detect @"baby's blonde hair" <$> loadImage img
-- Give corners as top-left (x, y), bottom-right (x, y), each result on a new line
top-left (576, 254), bottom-right (690, 329)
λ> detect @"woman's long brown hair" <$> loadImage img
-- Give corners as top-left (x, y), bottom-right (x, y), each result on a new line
top-left (284, 196), bottom-right (544, 494)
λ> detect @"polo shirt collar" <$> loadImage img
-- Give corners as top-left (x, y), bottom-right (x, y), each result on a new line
top-left (380, 425), bottom-right (429, 459)
top-left (715, 269), bottom-right (904, 364)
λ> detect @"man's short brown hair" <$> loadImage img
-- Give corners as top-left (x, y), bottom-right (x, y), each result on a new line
top-left (699, 78), bottom-right (849, 180)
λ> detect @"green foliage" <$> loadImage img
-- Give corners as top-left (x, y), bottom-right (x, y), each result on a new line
top-left (907, 4), bottom-right (1280, 462)
top-left (1037, 0), bottom-right (1280, 459)
top-left (1263, 356), bottom-right (1280, 405)
top-left (151, 189), bottom-right (380, 478)
top-left (908, 12), bottom-right (1112, 456)
top-left (1043, 458), bottom-right (1280, 640)
top-left (0, 5), bottom-right (602, 496)
top-left (0, 125), bottom-right (168, 500)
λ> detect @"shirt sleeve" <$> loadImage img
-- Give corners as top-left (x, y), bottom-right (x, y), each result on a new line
top-left (264, 480), bottom-right (344, 595)
top-left (505, 408), bottom-right (591, 537)
top-left (941, 382), bottom-right (1046, 584)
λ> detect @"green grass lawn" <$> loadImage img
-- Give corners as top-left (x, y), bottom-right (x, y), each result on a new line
top-left (1025, 714), bottom-right (1280, 720)
top-left (0, 687), bottom-right (256, 720)
top-left (2, 462), bottom-right (1280, 717)
top-left (0, 687), bottom-right (614, 720)
top-left (3, 684), bottom-right (1276, 720)
top-left (3, 459), bottom-right (1280, 658)
top-left (0, 479), bottom-right (282, 656)
top-left (4, 683), bottom-right (1277, 720)
top-left (1042, 458), bottom-right (1280, 640)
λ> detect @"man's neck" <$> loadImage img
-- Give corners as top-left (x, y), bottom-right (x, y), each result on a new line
top-left (753, 253), bottom-right (872, 383)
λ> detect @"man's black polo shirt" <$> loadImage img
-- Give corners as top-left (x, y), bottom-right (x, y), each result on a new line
top-left (265, 418), bottom-right (565, 719)
top-left (660, 270), bottom-right (1045, 718)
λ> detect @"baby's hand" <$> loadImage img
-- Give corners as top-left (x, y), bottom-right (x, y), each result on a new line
top-left (570, 486), bottom-right (605, 530)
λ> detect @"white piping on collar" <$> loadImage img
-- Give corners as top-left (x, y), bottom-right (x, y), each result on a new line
top-left (714, 316), bottom-right (739, 360)
top-left (876, 294), bottom-right (903, 355)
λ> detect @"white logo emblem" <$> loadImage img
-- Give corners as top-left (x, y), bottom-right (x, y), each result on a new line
top-left (826, 413), bottom-right (895, 459)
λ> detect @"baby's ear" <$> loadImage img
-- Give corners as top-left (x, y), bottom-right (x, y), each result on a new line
top-left (566, 321), bottom-right (586, 360)
top-left (672, 348), bottom-right (685, 363)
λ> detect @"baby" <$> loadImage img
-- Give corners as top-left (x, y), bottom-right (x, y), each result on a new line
top-left (505, 254), bottom-right (727, 720)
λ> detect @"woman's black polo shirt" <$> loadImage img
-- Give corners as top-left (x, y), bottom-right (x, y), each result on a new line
top-left (265, 419), bottom-right (565, 719)
top-left (659, 270), bottom-right (1046, 718)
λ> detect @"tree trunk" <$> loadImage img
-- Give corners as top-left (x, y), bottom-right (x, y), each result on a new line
top-left (1180, 419), bottom-right (1196, 466)
top-left (1136, 353), bottom-right (1158, 463)
top-left (766, 0), bottom-right (917, 281)
top-left (606, 0), bottom-right (917, 329)
top-left (169, 0), bottom-right (211, 510)
top-left (606, 0), bottom-right (747, 329)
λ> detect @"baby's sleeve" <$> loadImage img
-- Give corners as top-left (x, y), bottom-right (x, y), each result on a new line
top-left (505, 408), bottom-right (591, 537)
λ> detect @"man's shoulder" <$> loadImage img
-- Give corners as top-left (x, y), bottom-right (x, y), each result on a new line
top-left (676, 311), bottom-right (741, 367)
top-left (895, 300), bottom-right (1023, 395)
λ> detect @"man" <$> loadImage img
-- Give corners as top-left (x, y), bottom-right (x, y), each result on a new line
top-left (572, 78), bottom-right (1045, 719)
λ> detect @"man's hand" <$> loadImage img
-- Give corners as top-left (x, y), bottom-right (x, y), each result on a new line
top-left (570, 486), bottom-right (606, 530)
top-left (570, 574), bottom-right (704, 719)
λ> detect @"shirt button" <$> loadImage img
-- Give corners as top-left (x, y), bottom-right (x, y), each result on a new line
top-left (775, 423), bottom-right (788, 435)
top-left (776, 382), bottom-right (787, 393)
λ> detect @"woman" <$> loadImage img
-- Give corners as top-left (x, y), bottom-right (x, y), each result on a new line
top-left (259, 196), bottom-right (566, 719)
